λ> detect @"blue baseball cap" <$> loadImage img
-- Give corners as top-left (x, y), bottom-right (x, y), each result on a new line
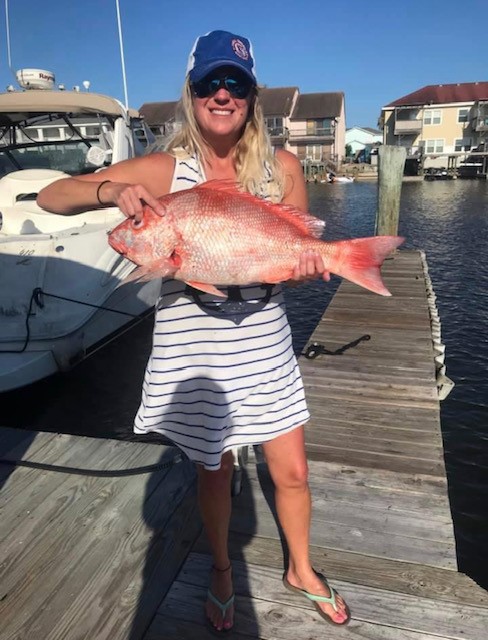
top-left (186, 30), bottom-right (257, 84)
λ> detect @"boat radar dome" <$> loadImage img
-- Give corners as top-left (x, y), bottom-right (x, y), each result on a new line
top-left (16, 69), bottom-right (55, 90)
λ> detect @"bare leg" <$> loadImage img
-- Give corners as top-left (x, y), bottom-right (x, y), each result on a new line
top-left (197, 450), bottom-right (235, 631)
top-left (261, 427), bottom-right (349, 624)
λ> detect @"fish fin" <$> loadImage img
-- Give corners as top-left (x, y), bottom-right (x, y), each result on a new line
top-left (195, 180), bottom-right (325, 238)
top-left (328, 236), bottom-right (404, 296)
top-left (196, 179), bottom-right (241, 193)
top-left (185, 281), bottom-right (227, 298)
top-left (123, 259), bottom-right (177, 284)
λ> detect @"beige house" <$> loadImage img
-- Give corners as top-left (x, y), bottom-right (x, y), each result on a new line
top-left (379, 82), bottom-right (488, 170)
top-left (139, 87), bottom-right (346, 175)
top-left (288, 91), bottom-right (345, 171)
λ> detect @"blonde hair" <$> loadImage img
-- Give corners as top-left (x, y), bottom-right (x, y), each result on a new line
top-left (165, 78), bottom-right (284, 202)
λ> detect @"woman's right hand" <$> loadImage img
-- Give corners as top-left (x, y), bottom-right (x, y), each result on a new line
top-left (101, 182), bottom-right (166, 222)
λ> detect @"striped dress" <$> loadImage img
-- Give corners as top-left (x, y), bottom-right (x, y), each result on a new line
top-left (133, 153), bottom-right (310, 469)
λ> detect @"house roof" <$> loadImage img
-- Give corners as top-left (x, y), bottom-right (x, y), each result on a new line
top-left (346, 126), bottom-right (381, 135)
top-left (139, 101), bottom-right (178, 125)
top-left (362, 126), bottom-right (382, 135)
top-left (259, 87), bottom-right (298, 117)
top-left (290, 92), bottom-right (343, 120)
top-left (385, 82), bottom-right (488, 107)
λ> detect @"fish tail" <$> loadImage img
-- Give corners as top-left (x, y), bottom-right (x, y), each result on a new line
top-left (325, 236), bottom-right (404, 296)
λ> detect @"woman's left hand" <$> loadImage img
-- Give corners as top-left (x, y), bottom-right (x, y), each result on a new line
top-left (290, 250), bottom-right (331, 283)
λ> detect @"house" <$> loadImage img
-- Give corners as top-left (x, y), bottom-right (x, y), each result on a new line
top-left (345, 126), bottom-right (382, 155)
top-left (138, 87), bottom-right (346, 174)
top-left (379, 82), bottom-right (488, 170)
top-left (287, 91), bottom-right (346, 171)
top-left (138, 100), bottom-right (180, 147)
top-left (259, 86), bottom-right (298, 151)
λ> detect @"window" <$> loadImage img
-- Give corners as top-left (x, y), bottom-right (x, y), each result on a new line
top-left (423, 110), bottom-right (441, 125)
top-left (83, 125), bottom-right (101, 137)
top-left (306, 119), bottom-right (332, 136)
top-left (458, 108), bottom-right (470, 123)
top-left (21, 128), bottom-right (40, 141)
top-left (454, 138), bottom-right (471, 151)
top-left (423, 139), bottom-right (444, 153)
top-left (265, 117), bottom-right (284, 136)
top-left (306, 144), bottom-right (322, 160)
top-left (42, 127), bottom-right (62, 141)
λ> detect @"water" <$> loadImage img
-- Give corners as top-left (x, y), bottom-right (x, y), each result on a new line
top-left (2, 179), bottom-right (487, 589)
top-left (291, 180), bottom-right (488, 590)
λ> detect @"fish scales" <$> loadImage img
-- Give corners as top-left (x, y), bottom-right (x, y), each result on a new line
top-left (108, 180), bottom-right (404, 297)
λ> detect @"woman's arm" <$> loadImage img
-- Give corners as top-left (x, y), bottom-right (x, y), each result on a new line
top-left (276, 149), bottom-right (330, 282)
top-left (36, 152), bottom-right (175, 220)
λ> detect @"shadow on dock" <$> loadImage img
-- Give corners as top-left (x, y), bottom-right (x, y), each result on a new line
top-left (0, 429), bottom-right (37, 492)
top-left (128, 377), bottom-right (261, 639)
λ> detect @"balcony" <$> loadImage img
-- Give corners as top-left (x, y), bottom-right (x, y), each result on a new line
top-left (471, 101), bottom-right (488, 132)
top-left (394, 119), bottom-right (422, 135)
top-left (473, 114), bottom-right (488, 131)
top-left (267, 126), bottom-right (288, 144)
top-left (288, 127), bottom-right (334, 145)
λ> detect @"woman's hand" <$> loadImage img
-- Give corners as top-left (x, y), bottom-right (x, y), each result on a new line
top-left (290, 250), bottom-right (331, 284)
top-left (101, 182), bottom-right (166, 221)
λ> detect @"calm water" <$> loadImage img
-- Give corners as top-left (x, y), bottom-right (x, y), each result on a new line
top-left (2, 179), bottom-right (488, 589)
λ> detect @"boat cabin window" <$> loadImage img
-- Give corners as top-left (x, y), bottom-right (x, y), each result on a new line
top-left (0, 111), bottom-right (115, 176)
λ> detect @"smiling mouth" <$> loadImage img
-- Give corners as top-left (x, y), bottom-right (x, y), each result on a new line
top-left (210, 109), bottom-right (233, 115)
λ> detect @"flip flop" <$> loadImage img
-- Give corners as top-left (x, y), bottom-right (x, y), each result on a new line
top-left (283, 571), bottom-right (351, 626)
top-left (206, 589), bottom-right (235, 635)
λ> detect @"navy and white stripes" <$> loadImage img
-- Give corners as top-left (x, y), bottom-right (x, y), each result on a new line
top-left (133, 153), bottom-right (309, 469)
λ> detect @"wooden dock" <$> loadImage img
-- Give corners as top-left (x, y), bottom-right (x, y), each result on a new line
top-left (0, 429), bottom-right (201, 640)
top-left (150, 250), bottom-right (488, 639)
top-left (1, 249), bottom-right (487, 639)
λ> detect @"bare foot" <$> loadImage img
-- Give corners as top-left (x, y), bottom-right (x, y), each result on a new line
top-left (206, 565), bottom-right (234, 632)
top-left (285, 568), bottom-right (349, 624)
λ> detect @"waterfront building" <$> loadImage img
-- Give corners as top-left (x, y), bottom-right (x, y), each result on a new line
top-left (379, 82), bottom-right (488, 171)
top-left (138, 100), bottom-right (180, 148)
top-left (345, 126), bottom-right (382, 156)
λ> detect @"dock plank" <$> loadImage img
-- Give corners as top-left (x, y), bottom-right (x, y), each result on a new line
top-left (0, 431), bottom-right (199, 640)
top-left (193, 533), bottom-right (488, 608)
top-left (155, 554), bottom-right (488, 640)
top-left (227, 464), bottom-right (456, 569)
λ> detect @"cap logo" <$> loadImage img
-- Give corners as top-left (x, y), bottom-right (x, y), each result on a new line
top-left (232, 38), bottom-right (249, 61)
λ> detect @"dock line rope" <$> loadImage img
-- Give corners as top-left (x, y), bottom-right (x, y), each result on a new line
top-left (0, 287), bottom-right (139, 354)
top-left (302, 334), bottom-right (371, 359)
top-left (0, 452), bottom-right (183, 477)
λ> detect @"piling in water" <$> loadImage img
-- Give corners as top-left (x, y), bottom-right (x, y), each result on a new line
top-left (375, 146), bottom-right (406, 236)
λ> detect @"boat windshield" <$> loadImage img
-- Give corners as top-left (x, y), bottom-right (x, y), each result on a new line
top-left (0, 111), bottom-right (116, 177)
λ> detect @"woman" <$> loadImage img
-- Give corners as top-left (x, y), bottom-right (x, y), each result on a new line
top-left (37, 30), bottom-right (350, 632)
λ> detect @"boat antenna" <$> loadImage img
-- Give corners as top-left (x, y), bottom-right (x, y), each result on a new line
top-left (115, 0), bottom-right (129, 109)
top-left (4, 0), bottom-right (17, 82)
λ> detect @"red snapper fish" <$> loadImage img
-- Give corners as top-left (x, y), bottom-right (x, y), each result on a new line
top-left (108, 180), bottom-right (404, 297)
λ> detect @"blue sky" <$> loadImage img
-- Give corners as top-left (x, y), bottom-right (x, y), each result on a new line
top-left (1, 0), bottom-right (487, 128)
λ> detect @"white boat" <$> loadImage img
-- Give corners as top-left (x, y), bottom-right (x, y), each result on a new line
top-left (0, 81), bottom-right (161, 392)
top-left (321, 173), bottom-right (355, 184)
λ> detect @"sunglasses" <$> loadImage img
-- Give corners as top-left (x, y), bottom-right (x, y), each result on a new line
top-left (192, 73), bottom-right (255, 100)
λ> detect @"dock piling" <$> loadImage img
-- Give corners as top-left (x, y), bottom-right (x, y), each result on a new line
top-left (375, 145), bottom-right (406, 236)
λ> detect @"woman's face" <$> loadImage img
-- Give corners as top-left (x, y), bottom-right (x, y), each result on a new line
top-left (191, 66), bottom-right (254, 144)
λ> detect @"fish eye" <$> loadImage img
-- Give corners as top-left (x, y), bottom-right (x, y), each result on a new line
top-left (132, 218), bottom-right (143, 229)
